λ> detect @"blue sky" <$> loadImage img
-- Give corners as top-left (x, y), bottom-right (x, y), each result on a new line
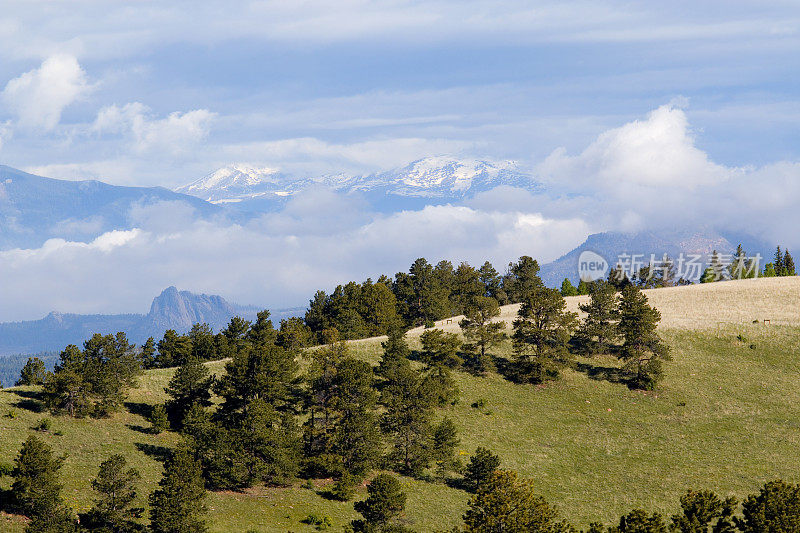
top-left (1, 1), bottom-right (799, 320)
top-left (0, 1), bottom-right (798, 186)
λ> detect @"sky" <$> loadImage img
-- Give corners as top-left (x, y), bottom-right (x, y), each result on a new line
top-left (0, 1), bottom-right (799, 320)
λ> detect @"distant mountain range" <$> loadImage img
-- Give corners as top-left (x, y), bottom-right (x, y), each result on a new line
top-left (0, 286), bottom-right (302, 357)
top-left (176, 157), bottom-right (539, 212)
top-left (0, 165), bottom-right (218, 249)
top-left (539, 229), bottom-right (773, 287)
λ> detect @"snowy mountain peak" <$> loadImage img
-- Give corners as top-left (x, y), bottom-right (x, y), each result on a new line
top-left (175, 164), bottom-right (286, 201)
top-left (175, 156), bottom-right (537, 207)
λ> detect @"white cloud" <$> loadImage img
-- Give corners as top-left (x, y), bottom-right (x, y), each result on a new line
top-left (0, 196), bottom-right (588, 321)
top-left (93, 102), bottom-right (215, 155)
top-left (1, 54), bottom-right (89, 131)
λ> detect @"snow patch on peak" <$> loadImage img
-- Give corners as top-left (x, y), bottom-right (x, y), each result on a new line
top-left (176, 164), bottom-right (286, 201)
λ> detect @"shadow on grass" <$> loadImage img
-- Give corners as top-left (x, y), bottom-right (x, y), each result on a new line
top-left (126, 424), bottom-right (155, 435)
top-left (7, 389), bottom-right (45, 413)
top-left (124, 401), bottom-right (153, 419)
top-left (575, 362), bottom-right (632, 387)
top-left (134, 442), bottom-right (172, 462)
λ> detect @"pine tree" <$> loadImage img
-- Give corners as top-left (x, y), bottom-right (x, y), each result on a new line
top-left (156, 330), bottom-right (192, 368)
top-left (419, 328), bottom-right (461, 406)
top-left (16, 357), bottom-right (47, 386)
top-left (381, 363), bottom-right (435, 477)
top-left (462, 447), bottom-right (501, 493)
top-left (479, 261), bottom-right (506, 304)
top-left (575, 282), bottom-right (619, 355)
top-left (215, 340), bottom-right (300, 422)
top-left (610, 509), bottom-right (668, 533)
top-left (277, 317), bottom-right (313, 353)
top-left (82, 332), bottom-right (142, 416)
top-left (617, 285), bottom-right (670, 390)
top-left (149, 447), bottom-right (208, 533)
top-left (460, 296), bottom-right (507, 374)
top-left (560, 278), bottom-right (579, 297)
top-left (511, 286), bottom-right (577, 383)
top-left (377, 325), bottom-right (412, 379)
top-left (452, 262), bottom-right (484, 315)
top-left (11, 436), bottom-right (66, 518)
top-left (140, 337), bottom-right (157, 369)
top-left (431, 417), bottom-right (460, 480)
top-left (149, 404), bottom-right (169, 434)
top-left (503, 256), bottom-right (543, 303)
top-left (736, 480), bottom-right (800, 533)
top-left (670, 489), bottom-right (737, 533)
top-left (784, 250), bottom-right (796, 276)
top-left (238, 398), bottom-right (301, 487)
top-left (351, 473), bottom-right (407, 532)
top-left (330, 358), bottom-right (381, 481)
top-left (80, 454), bottom-right (142, 532)
top-left (43, 346), bottom-right (90, 417)
top-left (165, 357), bottom-right (214, 429)
top-left (461, 470), bottom-right (573, 533)
top-left (774, 246), bottom-right (784, 276)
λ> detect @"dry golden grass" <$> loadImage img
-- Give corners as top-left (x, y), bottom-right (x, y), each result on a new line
top-left (388, 277), bottom-right (800, 338)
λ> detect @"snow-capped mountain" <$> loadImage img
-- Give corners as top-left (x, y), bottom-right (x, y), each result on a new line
top-left (175, 164), bottom-right (299, 203)
top-left (174, 157), bottom-right (539, 210)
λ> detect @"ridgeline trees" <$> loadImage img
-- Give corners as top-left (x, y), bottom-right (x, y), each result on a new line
top-left (43, 333), bottom-right (142, 417)
top-left (460, 296), bottom-right (506, 374)
top-left (617, 285), bottom-right (670, 390)
top-left (512, 285), bottom-right (577, 384)
top-left (16, 357), bottom-right (47, 386)
top-left (575, 282), bottom-right (619, 355)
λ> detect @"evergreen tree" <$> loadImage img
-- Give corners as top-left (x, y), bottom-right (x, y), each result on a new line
top-left (431, 417), bottom-right (460, 480)
top-left (238, 398), bottom-right (301, 487)
top-left (617, 285), bottom-right (670, 390)
top-left (352, 473), bottom-right (407, 532)
top-left (165, 357), bottom-right (214, 429)
top-left (729, 244), bottom-right (755, 280)
top-left (16, 357), bottom-right (47, 386)
top-left (277, 317), bottom-right (313, 352)
top-left (575, 282), bottom-right (619, 355)
top-left (149, 404), bottom-right (169, 434)
top-left (670, 489), bottom-right (737, 533)
top-left (560, 278), bottom-right (579, 297)
top-left (156, 330), bottom-right (192, 368)
top-left (149, 447), bottom-right (208, 533)
top-left (452, 262), bottom-right (484, 315)
top-left (11, 436), bottom-right (66, 518)
top-left (80, 454), bottom-right (143, 532)
top-left (377, 325), bottom-right (412, 380)
top-left (381, 363), bottom-right (435, 477)
top-left (511, 286), bottom-right (577, 383)
top-left (736, 480), bottom-right (800, 533)
top-left (479, 261), bottom-right (506, 304)
top-left (82, 332), bottom-right (142, 416)
top-left (215, 339), bottom-right (300, 422)
top-left (774, 246), bottom-right (784, 276)
top-left (783, 250), bottom-right (796, 276)
top-left (331, 358), bottom-right (382, 481)
top-left (419, 328), bottom-right (461, 406)
top-left (189, 323), bottom-right (217, 362)
top-left (460, 296), bottom-right (507, 374)
top-left (610, 509), bottom-right (668, 533)
top-left (503, 256), bottom-right (543, 303)
top-left (140, 337), bottom-right (157, 369)
top-left (461, 470), bottom-right (573, 533)
top-left (43, 345), bottom-right (90, 417)
top-left (462, 447), bottom-right (501, 494)
top-left (25, 506), bottom-right (79, 533)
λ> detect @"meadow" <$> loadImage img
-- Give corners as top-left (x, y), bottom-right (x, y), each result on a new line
top-left (2, 278), bottom-right (800, 532)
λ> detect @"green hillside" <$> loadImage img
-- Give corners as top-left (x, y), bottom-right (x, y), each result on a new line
top-left (2, 285), bottom-right (800, 531)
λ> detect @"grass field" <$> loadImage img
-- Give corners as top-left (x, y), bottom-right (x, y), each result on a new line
top-left (1, 278), bottom-right (800, 531)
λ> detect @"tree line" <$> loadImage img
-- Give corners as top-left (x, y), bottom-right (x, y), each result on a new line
top-left (5, 432), bottom-right (800, 532)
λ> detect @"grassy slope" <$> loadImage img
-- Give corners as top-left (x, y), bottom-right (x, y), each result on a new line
top-left (2, 279), bottom-right (800, 531)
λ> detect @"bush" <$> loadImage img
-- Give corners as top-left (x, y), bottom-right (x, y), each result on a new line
top-left (149, 404), bottom-right (169, 434)
top-left (302, 512), bottom-right (332, 530)
top-left (32, 417), bottom-right (52, 432)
